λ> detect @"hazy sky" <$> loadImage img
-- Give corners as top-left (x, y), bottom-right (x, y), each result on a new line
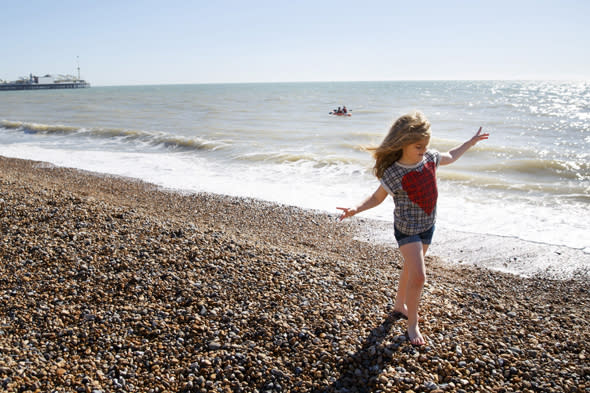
top-left (2, 0), bottom-right (588, 86)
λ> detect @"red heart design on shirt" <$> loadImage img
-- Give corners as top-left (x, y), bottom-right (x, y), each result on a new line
top-left (401, 161), bottom-right (438, 215)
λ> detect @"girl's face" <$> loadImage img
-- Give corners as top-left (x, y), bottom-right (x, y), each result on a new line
top-left (400, 137), bottom-right (430, 165)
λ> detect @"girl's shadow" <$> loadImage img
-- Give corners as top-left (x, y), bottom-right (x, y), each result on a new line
top-left (320, 312), bottom-right (412, 393)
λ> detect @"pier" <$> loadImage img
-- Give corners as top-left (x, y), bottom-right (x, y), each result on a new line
top-left (1, 60), bottom-right (91, 91)
top-left (0, 81), bottom-right (90, 91)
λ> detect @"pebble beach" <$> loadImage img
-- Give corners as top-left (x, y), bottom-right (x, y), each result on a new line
top-left (0, 155), bottom-right (588, 393)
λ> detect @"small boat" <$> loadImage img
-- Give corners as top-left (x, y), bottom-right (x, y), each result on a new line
top-left (329, 107), bottom-right (352, 116)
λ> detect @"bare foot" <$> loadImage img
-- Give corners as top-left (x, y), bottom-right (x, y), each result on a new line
top-left (407, 324), bottom-right (426, 346)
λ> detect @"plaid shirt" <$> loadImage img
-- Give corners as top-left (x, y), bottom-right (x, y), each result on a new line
top-left (380, 150), bottom-right (441, 235)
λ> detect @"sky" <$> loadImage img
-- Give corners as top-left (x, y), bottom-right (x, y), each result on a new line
top-left (2, 0), bottom-right (589, 86)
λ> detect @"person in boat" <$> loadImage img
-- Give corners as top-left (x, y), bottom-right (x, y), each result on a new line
top-left (342, 106), bottom-right (348, 114)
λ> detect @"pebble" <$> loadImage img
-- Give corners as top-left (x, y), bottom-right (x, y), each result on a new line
top-left (0, 156), bottom-right (588, 393)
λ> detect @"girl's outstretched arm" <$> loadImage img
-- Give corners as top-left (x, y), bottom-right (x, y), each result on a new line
top-left (338, 185), bottom-right (388, 221)
top-left (440, 127), bottom-right (489, 166)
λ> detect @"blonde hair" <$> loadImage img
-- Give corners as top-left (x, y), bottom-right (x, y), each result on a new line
top-left (368, 111), bottom-right (431, 178)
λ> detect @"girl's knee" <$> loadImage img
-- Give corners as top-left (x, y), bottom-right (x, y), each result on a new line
top-left (409, 271), bottom-right (426, 287)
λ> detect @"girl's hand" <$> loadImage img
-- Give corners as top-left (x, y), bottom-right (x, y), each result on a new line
top-left (441, 127), bottom-right (489, 166)
top-left (337, 186), bottom-right (387, 221)
top-left (470, 127), bottom-right (489, 146)
top-left (337, 207), bottom-right (356, 221)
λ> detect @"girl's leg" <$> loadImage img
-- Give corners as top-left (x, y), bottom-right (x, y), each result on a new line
top-left (397, 241), bottom-right (427, 345)
top-left (393, 261), bottom-right (409, 316)
top-left (393, 243), bottom-right (429, 317)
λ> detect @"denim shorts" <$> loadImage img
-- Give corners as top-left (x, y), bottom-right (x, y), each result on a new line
top-left (394, 225), bottom-right (435, 247)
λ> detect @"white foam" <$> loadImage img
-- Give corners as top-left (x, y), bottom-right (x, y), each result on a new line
top-left (356, 218), bottom-right (590, 280)
top-left (1, 144), bottom-right (588, 280)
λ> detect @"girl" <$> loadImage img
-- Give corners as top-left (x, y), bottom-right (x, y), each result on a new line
top-left (338, 111), bottom-right (488, 346)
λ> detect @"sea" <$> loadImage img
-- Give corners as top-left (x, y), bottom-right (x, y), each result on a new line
top-left (1, 81), bottom-right (588, 279)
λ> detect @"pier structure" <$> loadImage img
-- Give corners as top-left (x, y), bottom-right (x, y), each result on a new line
top-left (0, 80), bottom-right (90, 91)
top-left (1, 58), bottom-right (91, 91)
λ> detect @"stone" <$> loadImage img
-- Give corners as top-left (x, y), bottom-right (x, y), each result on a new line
top-left (0, 157), bottom-right (587, 393)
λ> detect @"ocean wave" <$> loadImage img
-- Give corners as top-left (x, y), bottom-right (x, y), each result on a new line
top-left (236, 151), bottom-right (366, 168)
top-left (0, 120), bottom-right (229, 152)
top-left (440, 168), bottom-right (589, 200)
top-left (0, 120), bottom-right (80, 135)
top-left (488, 159), bottom-right (589, 181)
